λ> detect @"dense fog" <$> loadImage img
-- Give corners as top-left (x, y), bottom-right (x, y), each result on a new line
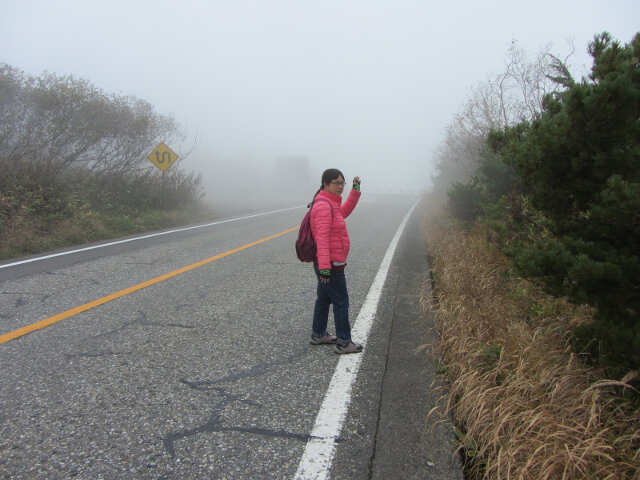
top-left (2, 0), bottom-right (638, 212)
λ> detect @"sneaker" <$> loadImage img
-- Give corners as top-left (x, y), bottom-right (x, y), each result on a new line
top-left (310, 333), bottom-right (337, 345)
top-left (334, 342), bottom-right (363, 354)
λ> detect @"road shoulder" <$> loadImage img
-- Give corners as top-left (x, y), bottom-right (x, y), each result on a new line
top-left (370, 213), bottom-right (464, 479)
top-left (331, 208), bottom-right (464, 480)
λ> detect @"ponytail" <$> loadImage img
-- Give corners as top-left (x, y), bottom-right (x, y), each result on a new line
top-left (309, 187), bottom-right (323, 207)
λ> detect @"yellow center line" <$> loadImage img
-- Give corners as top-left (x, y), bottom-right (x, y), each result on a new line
top-left (0, 226), bottom-right (299, 344)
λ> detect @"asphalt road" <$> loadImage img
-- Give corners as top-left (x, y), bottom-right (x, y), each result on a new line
top-left (0, 194), bottom-right (462, 479)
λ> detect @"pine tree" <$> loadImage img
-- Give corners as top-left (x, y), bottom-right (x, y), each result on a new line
top-left (491, 32), bottom-right (640, 371)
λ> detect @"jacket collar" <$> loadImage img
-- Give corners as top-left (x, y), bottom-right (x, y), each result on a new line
top-left (316, 189), bottom-right (342, 204)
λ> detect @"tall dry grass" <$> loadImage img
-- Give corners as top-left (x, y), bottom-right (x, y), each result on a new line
top-left (422, 212), bottom-right (640, 479)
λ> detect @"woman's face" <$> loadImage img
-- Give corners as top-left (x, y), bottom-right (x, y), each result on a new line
top-left (324, 175), bottom-right (346, 196)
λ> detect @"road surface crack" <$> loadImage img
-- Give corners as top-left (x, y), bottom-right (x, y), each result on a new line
top-left (89, 311), bottom-right (195, 340)
top-left (164, 350), bottom-right (309, 456)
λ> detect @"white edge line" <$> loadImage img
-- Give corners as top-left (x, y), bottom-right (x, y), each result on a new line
top-left (294, 200), bottom-right (419, 480)
top-left (0, 206), bottom-right (302, 270)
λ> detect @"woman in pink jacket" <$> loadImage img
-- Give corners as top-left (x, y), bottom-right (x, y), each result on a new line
top-left (309, 168), bottom-right (362, 354)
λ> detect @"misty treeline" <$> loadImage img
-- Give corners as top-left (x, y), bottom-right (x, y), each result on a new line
top-left (430, 32), bottom-right (640, 373)
top-left (0, 63), bottom-right (206, 257)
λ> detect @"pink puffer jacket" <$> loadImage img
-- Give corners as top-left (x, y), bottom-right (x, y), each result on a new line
top-left (310, 189), bottom-right (361, 271)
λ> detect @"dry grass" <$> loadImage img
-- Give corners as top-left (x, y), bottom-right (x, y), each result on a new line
top-left (421, 211), bottom-right (640, 479)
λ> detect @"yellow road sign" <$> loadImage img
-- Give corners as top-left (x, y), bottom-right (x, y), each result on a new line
top-left (148, 142), bottom-right (179, 172)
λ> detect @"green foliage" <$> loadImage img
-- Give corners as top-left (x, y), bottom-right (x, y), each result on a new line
top-left (476, 341), bottom-right (503, 372)
top-left (489, 32), bottom-right (640, 372)
top-left (454, 426), bottom-right (479, 459)
top-left (0, 165), bottom-right (209, 259)
top-left (447, 152), bottom-right (523, 222)
top-left (447, 181), bottom-right (484, 222)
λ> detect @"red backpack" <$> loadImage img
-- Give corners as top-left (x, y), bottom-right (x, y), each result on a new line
top-left (295, 198), bottom-right (332, 262)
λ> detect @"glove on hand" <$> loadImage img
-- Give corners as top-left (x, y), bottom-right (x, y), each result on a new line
top-left (319, 269), bottom-right (331, 278)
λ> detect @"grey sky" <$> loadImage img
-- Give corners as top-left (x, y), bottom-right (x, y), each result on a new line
top-left (1, 0), bottom-right (638, 198)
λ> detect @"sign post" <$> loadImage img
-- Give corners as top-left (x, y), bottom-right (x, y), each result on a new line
top-left (148, 142), bottom-right (179, 209)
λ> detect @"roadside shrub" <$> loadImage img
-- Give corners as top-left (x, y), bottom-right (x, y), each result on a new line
top-left (447, 181), bottom-right (484, 222)
top-left (0, 166), bottom-right (209, 260)
top-left (489, 32), bottom-right (640, 372)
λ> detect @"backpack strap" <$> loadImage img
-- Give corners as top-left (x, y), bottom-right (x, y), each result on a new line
top-left (310, 197), bottom-right (333, 218)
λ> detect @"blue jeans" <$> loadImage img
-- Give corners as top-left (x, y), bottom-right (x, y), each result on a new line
top-left (312, 265), bottom-right (352, 345)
